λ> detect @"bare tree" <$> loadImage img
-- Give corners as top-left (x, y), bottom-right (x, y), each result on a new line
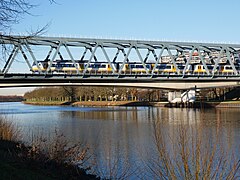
top-left (0, 0), bottom-right (34, 31)
top-left (0, 0), bottom-right (56, 32)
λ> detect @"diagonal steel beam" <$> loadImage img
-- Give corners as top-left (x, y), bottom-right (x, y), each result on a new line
top-left (100, 44), bottom-right (116, 72)
top-left (212, 48), bottom-right (224, 75)
top-left (46, 41), bottom-right (62, 73)
top-left (2, 46), bottom-right (17, 73)
top-left (167, 46), bottom-right (180, 74)
top-left (143, 49), bottom-right (151, 63)
top-left (151, 47), bottom-right (165, 74)
top-left (121, 49), bottom-right (130, 63)
top-left (118, 46), bottom-right (133, 73)
top-left (112, 49), bottom-right (120, 63)
top-left (183, 47), bottom-right (195, 76)
top-left (19, 45), bottom-right (32, 70)
top-left (151, 49), bottom-right (159, 62)
top-left (64, 43), bottom-right (79, 74)
top-left (135, 46), bottom-right (149, 74)
top-left (25, 44), bottom-right (43, 73)
top-left (2, 45), bottom-right (19, 74)
top-left (226, 48), bottom-right (238, 75)
top-left (89, 48), bottom-right (98, 62)
top-left (82, 45), bottom-right (99, 74)
top-left (196, 46), bottom-right (210, 75)
top-left (80, 48), bottom-right (88, 61)
top-left (45, 46), bottom-right (54, 61)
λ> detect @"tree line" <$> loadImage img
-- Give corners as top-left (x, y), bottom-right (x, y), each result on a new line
top-left (24, 86), bottom-right (240, 103)
top-left (24, 87), bottom-right (167, 102)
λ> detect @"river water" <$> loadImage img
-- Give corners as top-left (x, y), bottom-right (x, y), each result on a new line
top-left (0, 102), bottom-right (239, 179)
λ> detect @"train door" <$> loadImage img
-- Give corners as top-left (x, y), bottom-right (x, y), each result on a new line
top-left (220, 65), bottom-right (224, 73)
top-left (172, 65), bottom-right (176, 73)
top-left (79, 63), bottom-right (84, 72)
top-left (198, 65), bottom-right (202, 73)
top-left (107, 64), bottom-right (112, 72)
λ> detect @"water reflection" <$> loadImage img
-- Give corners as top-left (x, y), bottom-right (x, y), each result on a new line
top-left (0, 102), bottom-right (239, 178)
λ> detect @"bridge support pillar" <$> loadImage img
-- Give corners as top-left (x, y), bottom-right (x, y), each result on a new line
top-left (168, 91), bottom-right (181, 103)
top-left (168, 89), bottom-right (196, 107)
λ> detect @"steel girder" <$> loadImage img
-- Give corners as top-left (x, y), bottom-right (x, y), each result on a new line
top-left (0, 35), bottom-right (240, 77)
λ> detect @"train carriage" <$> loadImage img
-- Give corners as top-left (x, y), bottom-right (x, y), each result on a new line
top-left (31, 60), bottom-right (240, 75)
top-left (120, 63), bottom-right (151, 74)
top-left (85, 63), bottom-right (114, 73)
top-left (192, 64), bottom-right (217, 74)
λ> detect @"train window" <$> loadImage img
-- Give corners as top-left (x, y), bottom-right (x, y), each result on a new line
top-left (225, 66), bottom-right (232, 70)
top-left (88, 64), bottom-right (99, 68)
top-left (79, 64), bottom-right (84, 68)
top-left (130, 64), bottom-right (135, 68)
top-left (157, 65), bottom-right (166, 70)
top-left (146, 65), bottom-right (150, 69)
top-left (166, 65), bottom-right (172, 69)
top-left (136, 65), bottom-right (144, 68)
top-left (178, 66), bottom-right (185, 70)
top-left (207, 66), bottom-right (213, 70)
top-left (100, 64), bottom-right (106, 68)
top-left (193, 56), bottom-right (199, 60)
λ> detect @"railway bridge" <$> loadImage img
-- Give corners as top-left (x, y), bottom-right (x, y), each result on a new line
top-left (0, 35), bottom-right (240, 90)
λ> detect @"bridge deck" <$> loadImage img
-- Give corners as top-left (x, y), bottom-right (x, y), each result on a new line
top-left (0, 73), bottom-right (239, 90)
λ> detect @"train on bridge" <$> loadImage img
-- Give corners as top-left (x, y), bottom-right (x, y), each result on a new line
top-left (31, 60), bottom-right (240, 75)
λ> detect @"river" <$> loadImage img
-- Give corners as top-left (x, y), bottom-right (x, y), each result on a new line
top-left (0, 102), bottom-right (239, 179)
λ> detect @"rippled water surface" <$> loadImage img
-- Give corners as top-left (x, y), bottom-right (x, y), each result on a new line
top-left (1, 102), bottom-right (239, 178)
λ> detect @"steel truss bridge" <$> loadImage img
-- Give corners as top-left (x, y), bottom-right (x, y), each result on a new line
top-left (0, 35), bottom-right (240, 90)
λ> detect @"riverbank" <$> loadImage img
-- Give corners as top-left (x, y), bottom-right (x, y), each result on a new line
top-left (23, 100), bottom-right (240, 108)
top-left (73, 101), bottom-right (168, 107)
top-left (0, 116), bottom-right (98, 179)
top-left (24, 101), bottom-right (168, 107)
top-left (24, 101), bottom-right (71, 106)
top-left (0, 96), bottom-right (24, 102)
top-left (0, 140), bottom-right (98, 180)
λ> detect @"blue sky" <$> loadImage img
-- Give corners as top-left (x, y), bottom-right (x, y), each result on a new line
top-left (12, 0), bottom-right (240, 43)
top-left (1, 0), bottom-right (240, 95)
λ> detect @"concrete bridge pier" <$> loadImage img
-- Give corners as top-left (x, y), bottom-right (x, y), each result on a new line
top-left (168, 89), bottom-right (196, 107)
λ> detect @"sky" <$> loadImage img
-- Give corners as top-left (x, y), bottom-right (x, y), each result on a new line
top-left (1, 0), bottom-right (240, 95)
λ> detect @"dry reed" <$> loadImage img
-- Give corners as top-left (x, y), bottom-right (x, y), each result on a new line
top-left (144, 120), bottom-right (240, 179)
top-left (0, 116), bottom-right (21, 141)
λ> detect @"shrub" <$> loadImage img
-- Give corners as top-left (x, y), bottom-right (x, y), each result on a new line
top-left (145, 121), bottom-right (240, 179)
top-left (0, 116), bottom-right (21, 141)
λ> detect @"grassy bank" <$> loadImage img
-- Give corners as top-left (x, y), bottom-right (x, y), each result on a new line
top-left (24, 100), bottom-right (168, 107)
top-left (24, 100), bottom-right (240, 108)
top-left (24, 101), bottom-right (70, 106)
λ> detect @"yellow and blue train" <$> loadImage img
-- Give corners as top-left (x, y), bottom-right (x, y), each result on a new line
top-left (31, 60), bottom-right (239, 74)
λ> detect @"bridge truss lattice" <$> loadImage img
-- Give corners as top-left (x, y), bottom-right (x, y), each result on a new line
top-left (1, 35), bottom-right (240, 77)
